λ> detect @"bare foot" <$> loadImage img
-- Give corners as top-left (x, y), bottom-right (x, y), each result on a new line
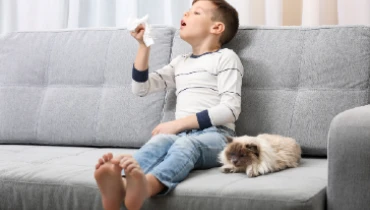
top-left (95, 153), bottom-right (132, 169)
top-left (120, 157), bottom-right (149, 210)
top-left (95, 152), bottom-right (113, 169)
top-left (94, 153), bottom-right (126, 210)
top-left (111, 153), bottom-right (132, 165)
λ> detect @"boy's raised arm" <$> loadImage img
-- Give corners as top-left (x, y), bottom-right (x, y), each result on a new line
top-left (130, 24), bottom-right (178, 97)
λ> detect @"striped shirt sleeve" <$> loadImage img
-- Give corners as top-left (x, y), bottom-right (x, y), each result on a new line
top-left (132, 55), bottom-right (181, 97)
top-left (196, 50), bottom-right (244, 129)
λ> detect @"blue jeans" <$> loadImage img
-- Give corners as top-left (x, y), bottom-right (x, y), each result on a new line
top-left (121, 126), bottom-right (235, 195)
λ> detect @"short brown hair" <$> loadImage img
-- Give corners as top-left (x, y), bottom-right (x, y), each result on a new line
top-left (192, 0), bottom-right (239, 45)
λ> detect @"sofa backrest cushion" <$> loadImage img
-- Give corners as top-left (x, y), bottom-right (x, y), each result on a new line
top-left (169, 26), bottom-right (370, 156)
top-left (0, 27), bottom-right (175, 148)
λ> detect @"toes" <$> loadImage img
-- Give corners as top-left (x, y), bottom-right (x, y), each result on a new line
top-left (100, 153), bottom-right (113, 162)
top-left (110, 154), bottom-right (132, 165)
top-left (120, 157), bottom-right (141, 173)
top-left (121, 159), bottom-right (135, 169)
top-left (125, 163), bottom-right (140, 174)
top-left (95, 163), bottom-right (100, 169)
top-left (95, 158), bottom-right (105, 169)
top-left (119, 157), bottom-right (129, 167)
top-left (103, 154), bottom-right (109, 162)
top-left (102, 153), bottom-right (113, 162)
top-left (110, 158), bottom-right (120, 165)
top-left (107, 153), bottom-right (113, 160)
top-left (111, 154), bottom-right (126, 164)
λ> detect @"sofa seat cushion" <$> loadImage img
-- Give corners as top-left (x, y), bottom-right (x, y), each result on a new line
top-left (158, 158), bottom-right (327, 210)
top-left (0, 145), bottom-right (327, 210)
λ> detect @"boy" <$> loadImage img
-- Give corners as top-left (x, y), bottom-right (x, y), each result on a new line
top-left (94, 0), bottom-right (243, 209)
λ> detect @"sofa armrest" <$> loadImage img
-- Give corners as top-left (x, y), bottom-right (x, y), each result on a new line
top-left (327, 105), bottom-right (370, 210)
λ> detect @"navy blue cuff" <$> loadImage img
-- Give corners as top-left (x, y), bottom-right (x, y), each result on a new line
top-left (196, 110), bottom-right (213, 129)
top-left (132, 65), bottom-right (148, 82)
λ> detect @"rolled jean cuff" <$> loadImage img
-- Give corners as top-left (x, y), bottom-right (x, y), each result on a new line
top-left (147, 170), bottom-right (178, 196)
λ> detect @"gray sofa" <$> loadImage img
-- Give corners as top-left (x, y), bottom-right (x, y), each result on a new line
top-left (0, 25), bottom-right (369, 210)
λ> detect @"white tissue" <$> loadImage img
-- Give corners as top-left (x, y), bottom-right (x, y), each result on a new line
top-left (127, 14), bottom-right (154, 47)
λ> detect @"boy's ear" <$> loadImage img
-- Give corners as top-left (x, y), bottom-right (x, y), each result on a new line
top-left (210, 22), bottom-right (225, 35)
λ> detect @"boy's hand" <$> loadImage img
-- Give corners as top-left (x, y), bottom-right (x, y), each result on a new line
top-left (131, 24), bottom-right (145, 45)
top-left (152, 120), bottom-right (182, 136)
top-left (151, 115), bottom-right (200, 136)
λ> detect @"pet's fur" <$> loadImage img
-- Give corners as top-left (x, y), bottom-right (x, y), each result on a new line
top-left (219, 134), bottom-right (301, 177)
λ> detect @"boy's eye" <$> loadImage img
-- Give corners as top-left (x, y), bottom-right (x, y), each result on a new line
top-left (194, 11), bottom-right (200, 15)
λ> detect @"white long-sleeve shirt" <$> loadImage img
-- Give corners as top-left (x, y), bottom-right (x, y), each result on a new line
top-left (132, 48), bottom-right (244, 131)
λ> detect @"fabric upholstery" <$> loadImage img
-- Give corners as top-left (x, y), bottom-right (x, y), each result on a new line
top-left (1, 26), bottom-right (370, 210)
top-left (0, 145), bottom-right (327, 210)
top-left (0, 27), bottom-right (175, 148)
top-left (327, 105), bottom-right (370, 210)
top-left (170, 26), bottom-right (370, 156)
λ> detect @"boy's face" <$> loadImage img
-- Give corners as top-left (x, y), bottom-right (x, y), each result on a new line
top-left (180, 1), bottom-right (218, 43)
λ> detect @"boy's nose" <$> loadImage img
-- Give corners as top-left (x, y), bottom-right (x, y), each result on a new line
top-left (184, 11), bottom-right (189, 17)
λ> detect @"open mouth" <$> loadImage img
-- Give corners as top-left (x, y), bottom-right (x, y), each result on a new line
top-left (181, 20), bottom-right (187, 28)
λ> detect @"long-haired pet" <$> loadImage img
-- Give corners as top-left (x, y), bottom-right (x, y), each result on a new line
top-left (219, 134), bottom-right (301, 177)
